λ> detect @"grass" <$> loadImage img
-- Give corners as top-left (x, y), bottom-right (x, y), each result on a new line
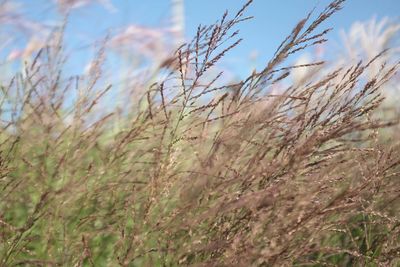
top-left (1, 0), bottom-right (400, 266)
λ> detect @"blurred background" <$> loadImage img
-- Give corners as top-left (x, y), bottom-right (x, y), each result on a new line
top-left (0, 0), bottom-right (399, 89)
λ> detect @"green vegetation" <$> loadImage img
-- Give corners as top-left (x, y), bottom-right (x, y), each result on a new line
top-left (1, 0), bottom-right (400, 266)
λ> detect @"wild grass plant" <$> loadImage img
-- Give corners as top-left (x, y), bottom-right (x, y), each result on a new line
top-left (1, 0), bottom-right (400, 266)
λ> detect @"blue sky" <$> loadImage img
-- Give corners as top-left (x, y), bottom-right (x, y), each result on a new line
top-left (6, 0), bottom-right (400, 79)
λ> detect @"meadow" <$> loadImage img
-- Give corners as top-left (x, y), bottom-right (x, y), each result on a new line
top-left (1, 0), bottom-right (400, 266)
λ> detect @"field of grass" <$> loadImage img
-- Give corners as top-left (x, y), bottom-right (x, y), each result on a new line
top-left (1, 0), bottom-right (400, 266)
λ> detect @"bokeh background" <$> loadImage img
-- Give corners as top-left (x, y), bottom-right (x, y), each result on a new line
top-left (1, 0), bottom-right (399, 79)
